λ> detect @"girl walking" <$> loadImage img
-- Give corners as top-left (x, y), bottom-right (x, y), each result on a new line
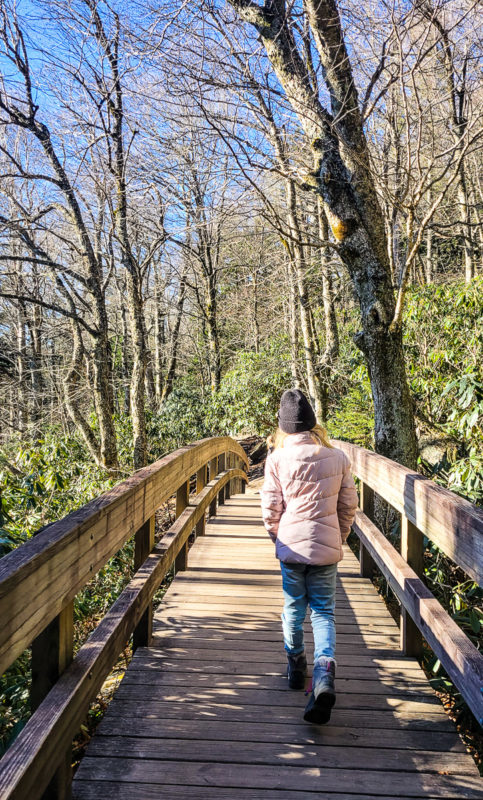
top-left (261, 389), bottom-right (358, 724)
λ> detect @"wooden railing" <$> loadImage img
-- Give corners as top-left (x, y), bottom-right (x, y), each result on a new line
top-left (333, 440), bottom-right (483, 727)
top-left (0, 436), bottom-right (248, 800)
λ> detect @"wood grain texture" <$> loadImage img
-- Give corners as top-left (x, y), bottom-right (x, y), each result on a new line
top-left (333, 439), bottom-right (483, 584)
top-left (352, 509), bottom-right (483, 723)
top-left (71, 487), bottom-right (478, 800)
top-left (0, 437), bottom-right (248, 676)
top-left (0, 469), bottom-right (246, 800)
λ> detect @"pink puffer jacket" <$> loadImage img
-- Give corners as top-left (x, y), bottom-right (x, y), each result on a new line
top-left (261, 433), bottom-right (358, 565)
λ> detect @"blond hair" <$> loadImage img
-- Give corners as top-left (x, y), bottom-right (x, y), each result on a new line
top-left (272, 424), bottom-right (333, 450)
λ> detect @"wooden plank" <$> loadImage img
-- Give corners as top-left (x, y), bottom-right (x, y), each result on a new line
top-left (72, 783), bottom-right (460, 800)
top-left (157, 601), bottom-right (396, 618)
top-left (333, 439), bottom-right (483, 585)
top-left (139, 643), bottom-right (412, 661)
top-left (114, 684), bottom-right (441, 711)
top-left (95, 713), bottom-right (465, 752)
top-left (84, 735), bottom-right (476, 775)
top-left (74, 757), bottom-right (483, 797)
top-left (131, 656), bottom-right (432, 680)
top-left (151, 632), bottom-right (403, 650)
top-left (120, 669), bottom-right (436, 696)
top-left (353, 510), bottom-right (483, 723)
top-left (151, 630), bottom-right (401, 646)
top-left (155, 615), bottom-right (398, 642)
top-left (165, 589), bottom-right (394, 607)
top-left (0, 438), bottom-right (248, 676)
top-left (101, 696), bottom-right (453, 729)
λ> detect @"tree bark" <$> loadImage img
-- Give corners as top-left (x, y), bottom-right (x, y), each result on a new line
top-left (422, 2), bottom-right (474, 282)
top-left (284, 253), bottom-right (300, 388)
top-left (28, 303), bottom-right (43, 426)
top-left (425, 227), bottom-right (433, 284)
top-left (318, 199), bottom-right (339, 361)
top-left (161, 266), bottom-right (188, 403)
top-left (16, 302), bottom-right (28, 434)
top-left (286, 180), bottom-right (324, 421)
top-left (121, 305), bottom-right (131, 415)
top-left (90, 2), bottom-right (147, 469)
top-left (64, 324), bottom-right (102, 465)
top-left (153, 262), bottom-right (166, 404)
top-left (205, 273), bottom-right (221, 392)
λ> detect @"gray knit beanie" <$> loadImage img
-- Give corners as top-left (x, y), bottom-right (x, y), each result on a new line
top-left (277, 389), bottom-right (316, 434)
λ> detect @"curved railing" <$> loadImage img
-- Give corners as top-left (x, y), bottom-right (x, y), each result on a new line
top-left (333, 440), bottom-right (483, 726)
top-left (0, 437), bottom-right (248, 800)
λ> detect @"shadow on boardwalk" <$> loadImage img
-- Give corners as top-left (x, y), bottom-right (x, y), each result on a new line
top-left (72, 492), bottom-right (481, 799)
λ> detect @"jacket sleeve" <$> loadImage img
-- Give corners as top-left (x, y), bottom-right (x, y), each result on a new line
top-left (260, 454), bottom-right (284, 540)
top-left (337, 457), bottom-right (359, 542)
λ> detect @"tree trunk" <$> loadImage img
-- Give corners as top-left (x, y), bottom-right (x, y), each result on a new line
top-left (284, 253), bottom-right (300, 388)
top-left (252, 266), bottom-right (260, 354)
top-left (125, 270), bottom-right (148, 470)
top-left (286, 180), bottom-right (325, 421)
top-left (161, 266), bottom-right (188, 403)
top-left (457, 172), bottom-right (474, 283)
top-left (16, 303), bottom-right (28, 435)
top-left (318, 199), bottom-right (339, 361)
top-left (230, 0), bottom-right (418, 467)
top-left (144, 312), bottom-right (156, 408)
top-left (121, 305), bottom-right (131, 415)
top-left (153, 267), bottom-right (166, 403)
top-left (64, 324), bottom-right (102, 466)
top-left (93, 296), bottom-right (118, 470)
top-left (205, 274), bottom-right (221, 392)
top-left (425, 227), bottom-right (433, 284)
top-left (28, 303), bottom-right (43, 426)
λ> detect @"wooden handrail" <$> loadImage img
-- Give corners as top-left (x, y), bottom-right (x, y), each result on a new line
top-left (332, 439), bottom-right (483, 725)
top-left (0, 436), bottom-right (248, 678)
top-left (333, 439), bottom-right (483, 585)
top-left (0, 467), bottom-right (246, 800)
top-left (352, 510), bottom-right (483, 723)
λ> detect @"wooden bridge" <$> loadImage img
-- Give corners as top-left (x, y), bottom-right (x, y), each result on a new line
top-left (0, 437), bottom-right (482, 799)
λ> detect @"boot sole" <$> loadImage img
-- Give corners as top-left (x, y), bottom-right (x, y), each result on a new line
top-left (303, 691), bottom-right (336, 724)
top-left (288, 673), bottom-right (306, 691)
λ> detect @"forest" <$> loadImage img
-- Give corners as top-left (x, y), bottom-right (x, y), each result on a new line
top-left (0, 0), bottom-right (482, 775)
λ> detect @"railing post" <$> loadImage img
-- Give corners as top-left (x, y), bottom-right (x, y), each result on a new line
top-left (30, 601), bottom-right (74, 800)
top-left (196, 464), bottom-right (207, 537)
top-left (233, 454), bottom-right (240, 494)
top-left (225, 452), bottom-right (231, 500)
top-left (359, 481), bottom-right (377, 579)
top-left (175, 480), bottom-right (190, 572)
top-left (218, 452), bottom-right (226, 505)
top-left (400, 516), bottom-right (424, 658)
top-left (133, 514), bottom-right (156, 650)
top-left (209, 456), bottom-right (218, 517)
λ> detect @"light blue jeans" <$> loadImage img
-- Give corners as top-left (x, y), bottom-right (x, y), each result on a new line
top-left (279, 561), bottom-right (337, 661)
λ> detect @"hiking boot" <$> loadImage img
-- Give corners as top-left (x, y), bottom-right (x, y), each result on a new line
top-left (303, 657), bottom-right (336, 724)
top-left (286, 651), bottom-right (307, 690)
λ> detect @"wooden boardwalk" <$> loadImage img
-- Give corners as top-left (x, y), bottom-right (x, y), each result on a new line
top-left (73, 484), bottom-right (481, 799)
